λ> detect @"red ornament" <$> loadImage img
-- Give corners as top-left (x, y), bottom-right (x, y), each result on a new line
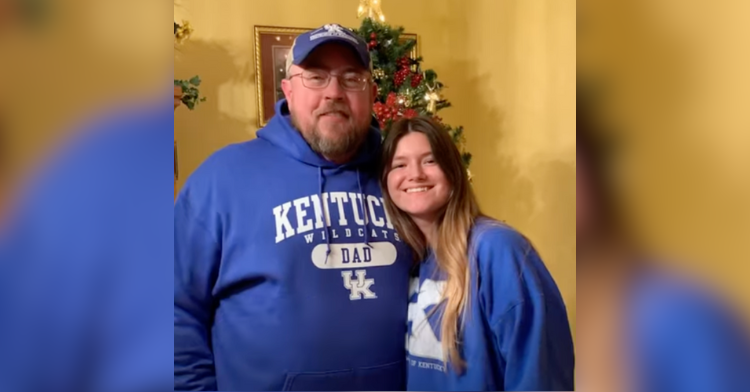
top-left (403, 109), bottom-right (418, 119)
top-left (370, 32), bottom-right (377, 39)
top-left (394, 68), bottom-right (410, 87)
top-left (386, 92), bottom-right (398, 107)
top-left (411, 73), bottom-right (423, 87)
top-left (399, 57), bottom-right (410, 69)
top-left (375, 91), bottom-right (412, 129)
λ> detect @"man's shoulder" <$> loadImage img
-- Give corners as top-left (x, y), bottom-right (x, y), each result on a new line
top-left (192, 138), bottom-right (271, 175)
top-left (211, 138), bottom-right (268, 161)
top-left (178, 139), bottom-right (265, 196)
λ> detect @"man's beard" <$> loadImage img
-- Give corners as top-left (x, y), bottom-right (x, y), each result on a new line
top-left (291, 112), bottom-right (370, 159)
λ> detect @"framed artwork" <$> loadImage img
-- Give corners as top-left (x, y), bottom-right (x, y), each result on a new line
top-left (400, 33), bottom-right (420, 59)
top-left (254, 25), bottom-right (420, 127)
top-left (254, 26), bottom-right (312, 127)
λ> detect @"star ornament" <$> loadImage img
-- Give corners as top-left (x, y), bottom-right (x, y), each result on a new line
top-left (357, 0), bottom-right (385, 22)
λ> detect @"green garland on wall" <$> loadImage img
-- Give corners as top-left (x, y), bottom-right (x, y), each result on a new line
top-left (174, 21), bottom-right (206, 110)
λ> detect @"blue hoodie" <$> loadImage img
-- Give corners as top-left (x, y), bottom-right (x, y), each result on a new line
top-left (406, 219), bottom-right (575, 391)
top-left (0, 97), bottom-right (174, 392)
top-left (627, 268), bottom-right (750, 392)
top-left (174, 99), bottom-right (413, 391)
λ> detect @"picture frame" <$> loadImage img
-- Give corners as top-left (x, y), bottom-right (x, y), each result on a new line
top-left (254, 26), bottom-right (312, 128)
top-left (254, 25), bottom-right (420, 127)
top-left (401, 33), bottom-right (420, 61)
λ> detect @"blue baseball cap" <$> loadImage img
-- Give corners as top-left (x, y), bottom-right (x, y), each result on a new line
top-left (286, 24), bottom-right (372, 74)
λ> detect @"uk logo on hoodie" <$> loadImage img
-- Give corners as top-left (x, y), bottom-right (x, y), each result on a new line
top-left (272, 191), bottom-right (402, 300)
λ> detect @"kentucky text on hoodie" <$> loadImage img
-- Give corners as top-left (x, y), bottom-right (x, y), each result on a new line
top-left (272, 191), bottom-right (400, 244)
top-left (174, 99), bottom-right (412, 391)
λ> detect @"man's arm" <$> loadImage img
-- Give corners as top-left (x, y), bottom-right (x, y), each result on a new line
top-left (174, 194), bottom-right (221, 391)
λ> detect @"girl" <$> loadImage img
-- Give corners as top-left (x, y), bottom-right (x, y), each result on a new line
top-left (380, 116), bottom-right (575, 391)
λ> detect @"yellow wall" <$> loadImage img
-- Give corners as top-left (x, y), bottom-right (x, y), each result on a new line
top-left (579, 0), bottom-right (750, 319)
top-left (175, 0), bottom-right (577, 333)
top-left (455, 0), bottom-right (577, 334)
top-left (2, 0), bottom-right (170, 190)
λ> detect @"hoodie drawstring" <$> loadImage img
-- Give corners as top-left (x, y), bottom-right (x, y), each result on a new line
top-left (320, 167), bottom-right (372, 265)
top-left (356, 169), bottom-right (372, 248)
top-left (319, 167), bottom-right (331, 264)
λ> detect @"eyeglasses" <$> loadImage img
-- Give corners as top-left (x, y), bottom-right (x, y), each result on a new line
top-left (288, 70), bottom-right (370, 92)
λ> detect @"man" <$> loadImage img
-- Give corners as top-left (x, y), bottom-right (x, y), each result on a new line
top-left (174, 24), bottom-right (412, 391)
top-left (0, 94), bottom-right (174, 392)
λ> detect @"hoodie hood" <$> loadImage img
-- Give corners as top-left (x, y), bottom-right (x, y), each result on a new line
top-left (257, 99), bottom-right (383, 169)
top-left (256, 98), bottom-right (384, 254)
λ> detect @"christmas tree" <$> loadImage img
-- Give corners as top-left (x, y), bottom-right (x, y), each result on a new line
top-left (354, 17), bottom-right (472, 169)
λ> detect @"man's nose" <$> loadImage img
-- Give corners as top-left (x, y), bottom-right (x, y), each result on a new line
top-left (323, 75), bottom-right (346, 100)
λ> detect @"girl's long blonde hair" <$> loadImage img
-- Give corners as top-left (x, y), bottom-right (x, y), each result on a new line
top-left (380, 116), bottom-right (483, 373)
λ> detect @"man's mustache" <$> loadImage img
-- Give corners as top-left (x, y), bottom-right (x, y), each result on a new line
top-left (315, 104), bottom-right (351, 118)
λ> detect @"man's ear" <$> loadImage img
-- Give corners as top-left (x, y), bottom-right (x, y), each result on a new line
top-left (370, 82), bottom-right (378, 101)
top-left (281, 78), bottom-right (293, 102)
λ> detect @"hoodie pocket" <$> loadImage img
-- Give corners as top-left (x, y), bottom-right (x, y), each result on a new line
top-left (282, 359), bottom-right (406, 391)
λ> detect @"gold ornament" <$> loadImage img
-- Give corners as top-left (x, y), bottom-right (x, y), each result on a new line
top-left (175, 20), bottom-right (194, 45)
top-left (425, 91), bottom-right (440, 114)
top-left (357, 0), bottom-right (386, 22)
top-left (373, 69), bottom-right (385, 80)
top-left (397, 93), bottom-right (413, 108)
top-left (402, 89), bottom-right (414, 107)
top-left (424, 81), bottom-right (441, 113)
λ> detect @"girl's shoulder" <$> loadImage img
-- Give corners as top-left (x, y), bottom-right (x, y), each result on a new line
top-left (469, 218), bottom-right (563, 328)
top-left (468, 217), bottom-right (547, 286)
top-left (470, 217), bottom-right (533, 254)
